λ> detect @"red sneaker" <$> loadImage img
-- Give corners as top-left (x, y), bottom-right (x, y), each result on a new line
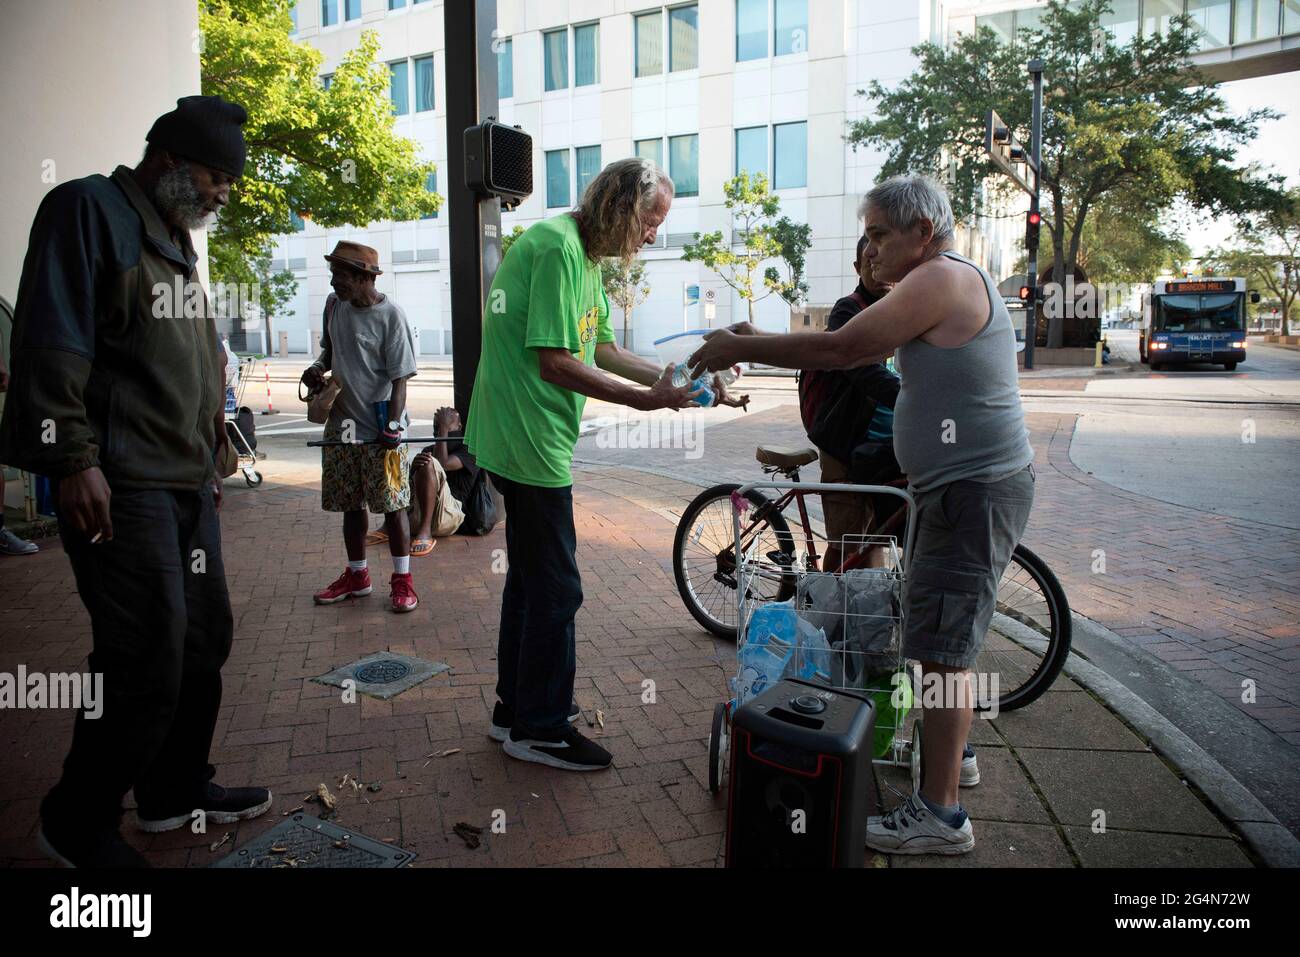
top-left (390, 572), bottom-right (419, 613)
top-left (314, 567), bottom-right (373, 604)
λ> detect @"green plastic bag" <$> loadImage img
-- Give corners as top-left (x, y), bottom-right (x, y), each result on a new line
top-left (869, 674), bottom-right (911, 759)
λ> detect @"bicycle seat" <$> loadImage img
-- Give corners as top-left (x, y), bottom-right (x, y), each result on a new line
top-left (756, 445), bottom-right (819, 469)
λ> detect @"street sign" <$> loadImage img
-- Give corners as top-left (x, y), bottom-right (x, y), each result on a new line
top-left (684, 283), bottom-right (700, 305)
top-left (703, 288), bottom-right (717, 304)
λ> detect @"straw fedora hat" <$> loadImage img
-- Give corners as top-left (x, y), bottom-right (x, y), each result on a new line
top-left (324, 240), bottom-right (383, 276)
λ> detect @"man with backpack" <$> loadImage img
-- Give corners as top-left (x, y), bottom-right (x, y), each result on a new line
top-left (796, 235), bottom-right (900, 570)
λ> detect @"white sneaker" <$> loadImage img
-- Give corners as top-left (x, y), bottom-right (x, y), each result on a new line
top-left (0, 527), bottom-right (38, 556)
top-left (961, 745), bottom-right (980, 787)
top-left (865, 793), bottom-right (975, 855)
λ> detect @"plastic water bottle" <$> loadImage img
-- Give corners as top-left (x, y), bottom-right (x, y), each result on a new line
top-left (671, 363), bottom-right (715, 407)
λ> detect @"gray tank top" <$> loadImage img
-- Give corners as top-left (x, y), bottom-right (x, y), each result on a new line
top-left (892, 251), bottom-right (1033, 493)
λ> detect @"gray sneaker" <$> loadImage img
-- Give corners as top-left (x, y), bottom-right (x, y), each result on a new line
top-left (865, 793), bottom-right (975, 856)
top-left (0, 527), bottom-right (38, 556)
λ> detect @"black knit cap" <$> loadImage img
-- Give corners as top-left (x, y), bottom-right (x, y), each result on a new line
top-left (146, 95), bottom-right (249, 178)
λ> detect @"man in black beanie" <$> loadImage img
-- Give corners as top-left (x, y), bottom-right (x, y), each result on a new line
top-left (0, 95), bottom-right (272, 867)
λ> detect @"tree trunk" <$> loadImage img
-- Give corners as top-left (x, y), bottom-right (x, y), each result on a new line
top-left (264, 311), bottom-right (274, 359)
top-left (623, 303), bottom-right (633, 350)
top-left (1047, 189), bottom-right (1067, 350)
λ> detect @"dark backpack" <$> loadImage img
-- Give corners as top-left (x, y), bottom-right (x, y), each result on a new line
top-left (456, 469), bottom-right (499, 536)
top-left (798, 290), bottom-right (893, 467)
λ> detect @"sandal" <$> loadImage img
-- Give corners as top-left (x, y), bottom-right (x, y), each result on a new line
top-left (365, 530), bottom-right (389, 547)
top-left (411, 539), bottom-right (436, 557)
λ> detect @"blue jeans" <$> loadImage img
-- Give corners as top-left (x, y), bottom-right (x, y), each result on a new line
top-left (489, 473), bottom-right (582, 737)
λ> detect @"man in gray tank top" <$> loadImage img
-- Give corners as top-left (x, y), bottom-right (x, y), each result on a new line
top-left (689, 174), bottom-right (1034, 857)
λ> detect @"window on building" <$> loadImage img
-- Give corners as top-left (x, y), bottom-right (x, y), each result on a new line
top-left (975, 11), bottom-right (1016, 44)
top-left (389, 0), bottom-right (406, 9)
top-left (498, 37), bottom-right (514, 98)
top-left (669, 5), bottom-right (699, 71)
top-left (575, 23), bottom-right (599, 86)
top-left (635, 11), bottom-right (664, 77)
top-left (546, 150), bottom-right (571, 207)
top-left (289, 1), bottom-right (298, 32)
top-left (321, 0), bottom-right (338, 28)
top-left (1186, 0), bottom-right (1233, 48)
top-left (1100, 0), bottom-right (1141, 46)
top-left (290, 210), bottom-right (306, 232)
top-left (421, 171), bottom-right (438, 219)
top-left (736, 0), bottom-right (768, 61)
top-left (344, 0), bottom-right (360, 21)
top-left (321, 73), bottom-right (334, 89)
top-left (735, 125), bottom-right (767, 177)
top-left (635, 138), bottom-right (664, 168)
top-left (544, 29), bottom-right (569, 91)
top-left (774, 0), bottom-right (807, 55)
top-left (669, 134), bottom-right (699, 197)
top-left (773, 121), bottom-right (807, 189)
top-left (414, 55), bottom-right (434, 111)
top-left (1143, 0), bottom-right (1184, 37)
top-left (576, 146), bottom-right (602, 199)
top-left (390, 60), bottom-right (409, 115)
top-left (1286, 0), bottom-right (1300, 34)
top-left (1236, 1), bottom-right (1282, 42)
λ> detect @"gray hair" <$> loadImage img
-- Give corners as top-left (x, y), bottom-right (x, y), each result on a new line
top-left (858, 174), bottom-right (955, 248)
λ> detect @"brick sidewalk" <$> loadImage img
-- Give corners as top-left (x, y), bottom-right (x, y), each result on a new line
top-left (0, 452), bottom-right (1256, 867)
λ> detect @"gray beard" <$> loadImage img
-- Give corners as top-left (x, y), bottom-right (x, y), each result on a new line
top-left (154, 162), bottom-right (216, 231)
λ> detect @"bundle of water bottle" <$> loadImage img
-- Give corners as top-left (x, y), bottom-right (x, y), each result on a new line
top-left (734, 569), bottom-right (901, 708)
top-left (653, 329), bottom-right (742, 407)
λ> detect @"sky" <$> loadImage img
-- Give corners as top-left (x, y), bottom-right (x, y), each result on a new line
top-left (1188, 69), bottom-right (1300, 257)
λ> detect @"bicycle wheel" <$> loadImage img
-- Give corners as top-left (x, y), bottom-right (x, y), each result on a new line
top-left (673, 483), bottom-right (796, 640)
top-left (973, 543), bottom-right (1071, 713)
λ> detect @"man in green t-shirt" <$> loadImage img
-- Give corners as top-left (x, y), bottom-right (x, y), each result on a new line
top-left (468, 158), bottom-right (740, 772)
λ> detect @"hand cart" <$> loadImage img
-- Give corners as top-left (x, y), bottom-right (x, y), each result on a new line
top-left (707, 481), bottom-right (920, 797)
top-left (224, 355), bottom-right (263, 487)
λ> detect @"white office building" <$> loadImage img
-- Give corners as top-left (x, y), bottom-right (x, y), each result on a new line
top-left (273, 0), bottom-right (1286, 355)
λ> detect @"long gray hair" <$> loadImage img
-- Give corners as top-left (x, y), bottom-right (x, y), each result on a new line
top-left (572, 158), bottom-right (674, 265)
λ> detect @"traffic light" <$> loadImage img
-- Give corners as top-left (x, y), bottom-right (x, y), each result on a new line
top-left (1019, 284), bottom-right (1033, 303)
top-left (1025, 210), bottom-right (1042, 254)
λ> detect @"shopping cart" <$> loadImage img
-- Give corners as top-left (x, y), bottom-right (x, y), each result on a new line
top-left (224, 355), bottom-right (263, 487)
top-left (707, 481), bottom-right (920, 797)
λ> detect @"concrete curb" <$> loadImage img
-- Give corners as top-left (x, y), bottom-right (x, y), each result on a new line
top-left (1061, 612), bottom-right (1300, 868)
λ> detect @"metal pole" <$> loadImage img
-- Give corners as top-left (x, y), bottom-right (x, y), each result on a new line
top-left (1025, 58), bottom-right (1043, 371)
top-left (444, 0), bottom-right (502, 423)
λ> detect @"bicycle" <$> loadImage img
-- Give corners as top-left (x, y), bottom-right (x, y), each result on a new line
top-left (672, 444), bottom-right (1071, 713)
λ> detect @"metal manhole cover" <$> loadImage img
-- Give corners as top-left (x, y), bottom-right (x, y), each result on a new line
top-left (313, 652), bottom-right (450, 700)
top-left (211, 814), bottom-right (414, 868)
top-left (354, 660), bottom-right (410, 684)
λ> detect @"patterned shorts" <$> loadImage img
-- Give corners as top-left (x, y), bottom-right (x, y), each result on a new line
top-left (321, 441), bottom-right (411, 514)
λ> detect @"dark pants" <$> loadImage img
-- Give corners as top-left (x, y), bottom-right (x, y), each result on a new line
top-left (42, 487), bottom-right (234, 833)
top-left (489, 473), bottom-right (582, 738)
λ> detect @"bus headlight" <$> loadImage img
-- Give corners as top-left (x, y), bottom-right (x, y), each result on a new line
top-left (1150, 342), bottom-right (1168, 350)
top-left (1230, 341), bottom-right (1246, 349)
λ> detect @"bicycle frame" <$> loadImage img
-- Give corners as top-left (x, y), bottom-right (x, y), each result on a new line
top-left (732, 480), bottom-right (917, 629)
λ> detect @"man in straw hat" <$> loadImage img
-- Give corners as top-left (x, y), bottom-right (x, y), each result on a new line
top-left (302, 241), bottom-right (421, 614)
top-left (0, 95), bottom-right (272, 867)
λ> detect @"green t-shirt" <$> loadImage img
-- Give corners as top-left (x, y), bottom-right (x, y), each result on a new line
top-left (466, 215), bottom-right (613, 487)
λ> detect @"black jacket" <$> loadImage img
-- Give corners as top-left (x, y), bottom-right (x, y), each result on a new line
top-left (0, 166), bottom-right (224, 490)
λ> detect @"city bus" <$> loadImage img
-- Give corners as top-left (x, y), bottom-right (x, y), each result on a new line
top-left (1139, 278), bottom-right (1255, 371)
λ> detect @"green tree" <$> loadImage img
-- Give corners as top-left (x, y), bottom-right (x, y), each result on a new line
top-left (847, 0), bottom-right (1283, 347)
top-left (1204, 189), bottom-right (1300, 335)
top-left (681, 172), bottom-right (811, 325)
top-left (599, 259), bottom-right (651, 350)
top-left (200, 0), bottom-right (439, 340)
top-left (500, 225), bottom-right (527, 260)
top-left (208, 242), bottom-right (296, 355)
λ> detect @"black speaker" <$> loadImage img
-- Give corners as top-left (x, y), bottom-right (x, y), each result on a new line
top-left (725, 678), bottom-right (877, 868)
top-left (464, 119), bottom-right (532, 209)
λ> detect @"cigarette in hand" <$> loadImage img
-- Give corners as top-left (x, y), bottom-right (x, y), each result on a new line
top-left (90, 531), bottom-right (103, 544)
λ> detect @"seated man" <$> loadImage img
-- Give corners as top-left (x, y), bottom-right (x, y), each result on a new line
top-left (407, 406), bottom-right (479, 555)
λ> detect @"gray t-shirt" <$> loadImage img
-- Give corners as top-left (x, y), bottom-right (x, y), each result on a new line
top-left (316, 294), bottom-right (418, 441)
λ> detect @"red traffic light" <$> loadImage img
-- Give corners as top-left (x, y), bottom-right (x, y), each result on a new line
top-left (1027, 211), bottom-right (1042, 227)
top-left (1019, 285), bottom-right (1032, 301)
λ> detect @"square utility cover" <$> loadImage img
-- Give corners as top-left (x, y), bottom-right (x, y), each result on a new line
top-left (212, 814), bottom-right (414, 868)
top-left (313, 651), bottom-right (449, 700)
